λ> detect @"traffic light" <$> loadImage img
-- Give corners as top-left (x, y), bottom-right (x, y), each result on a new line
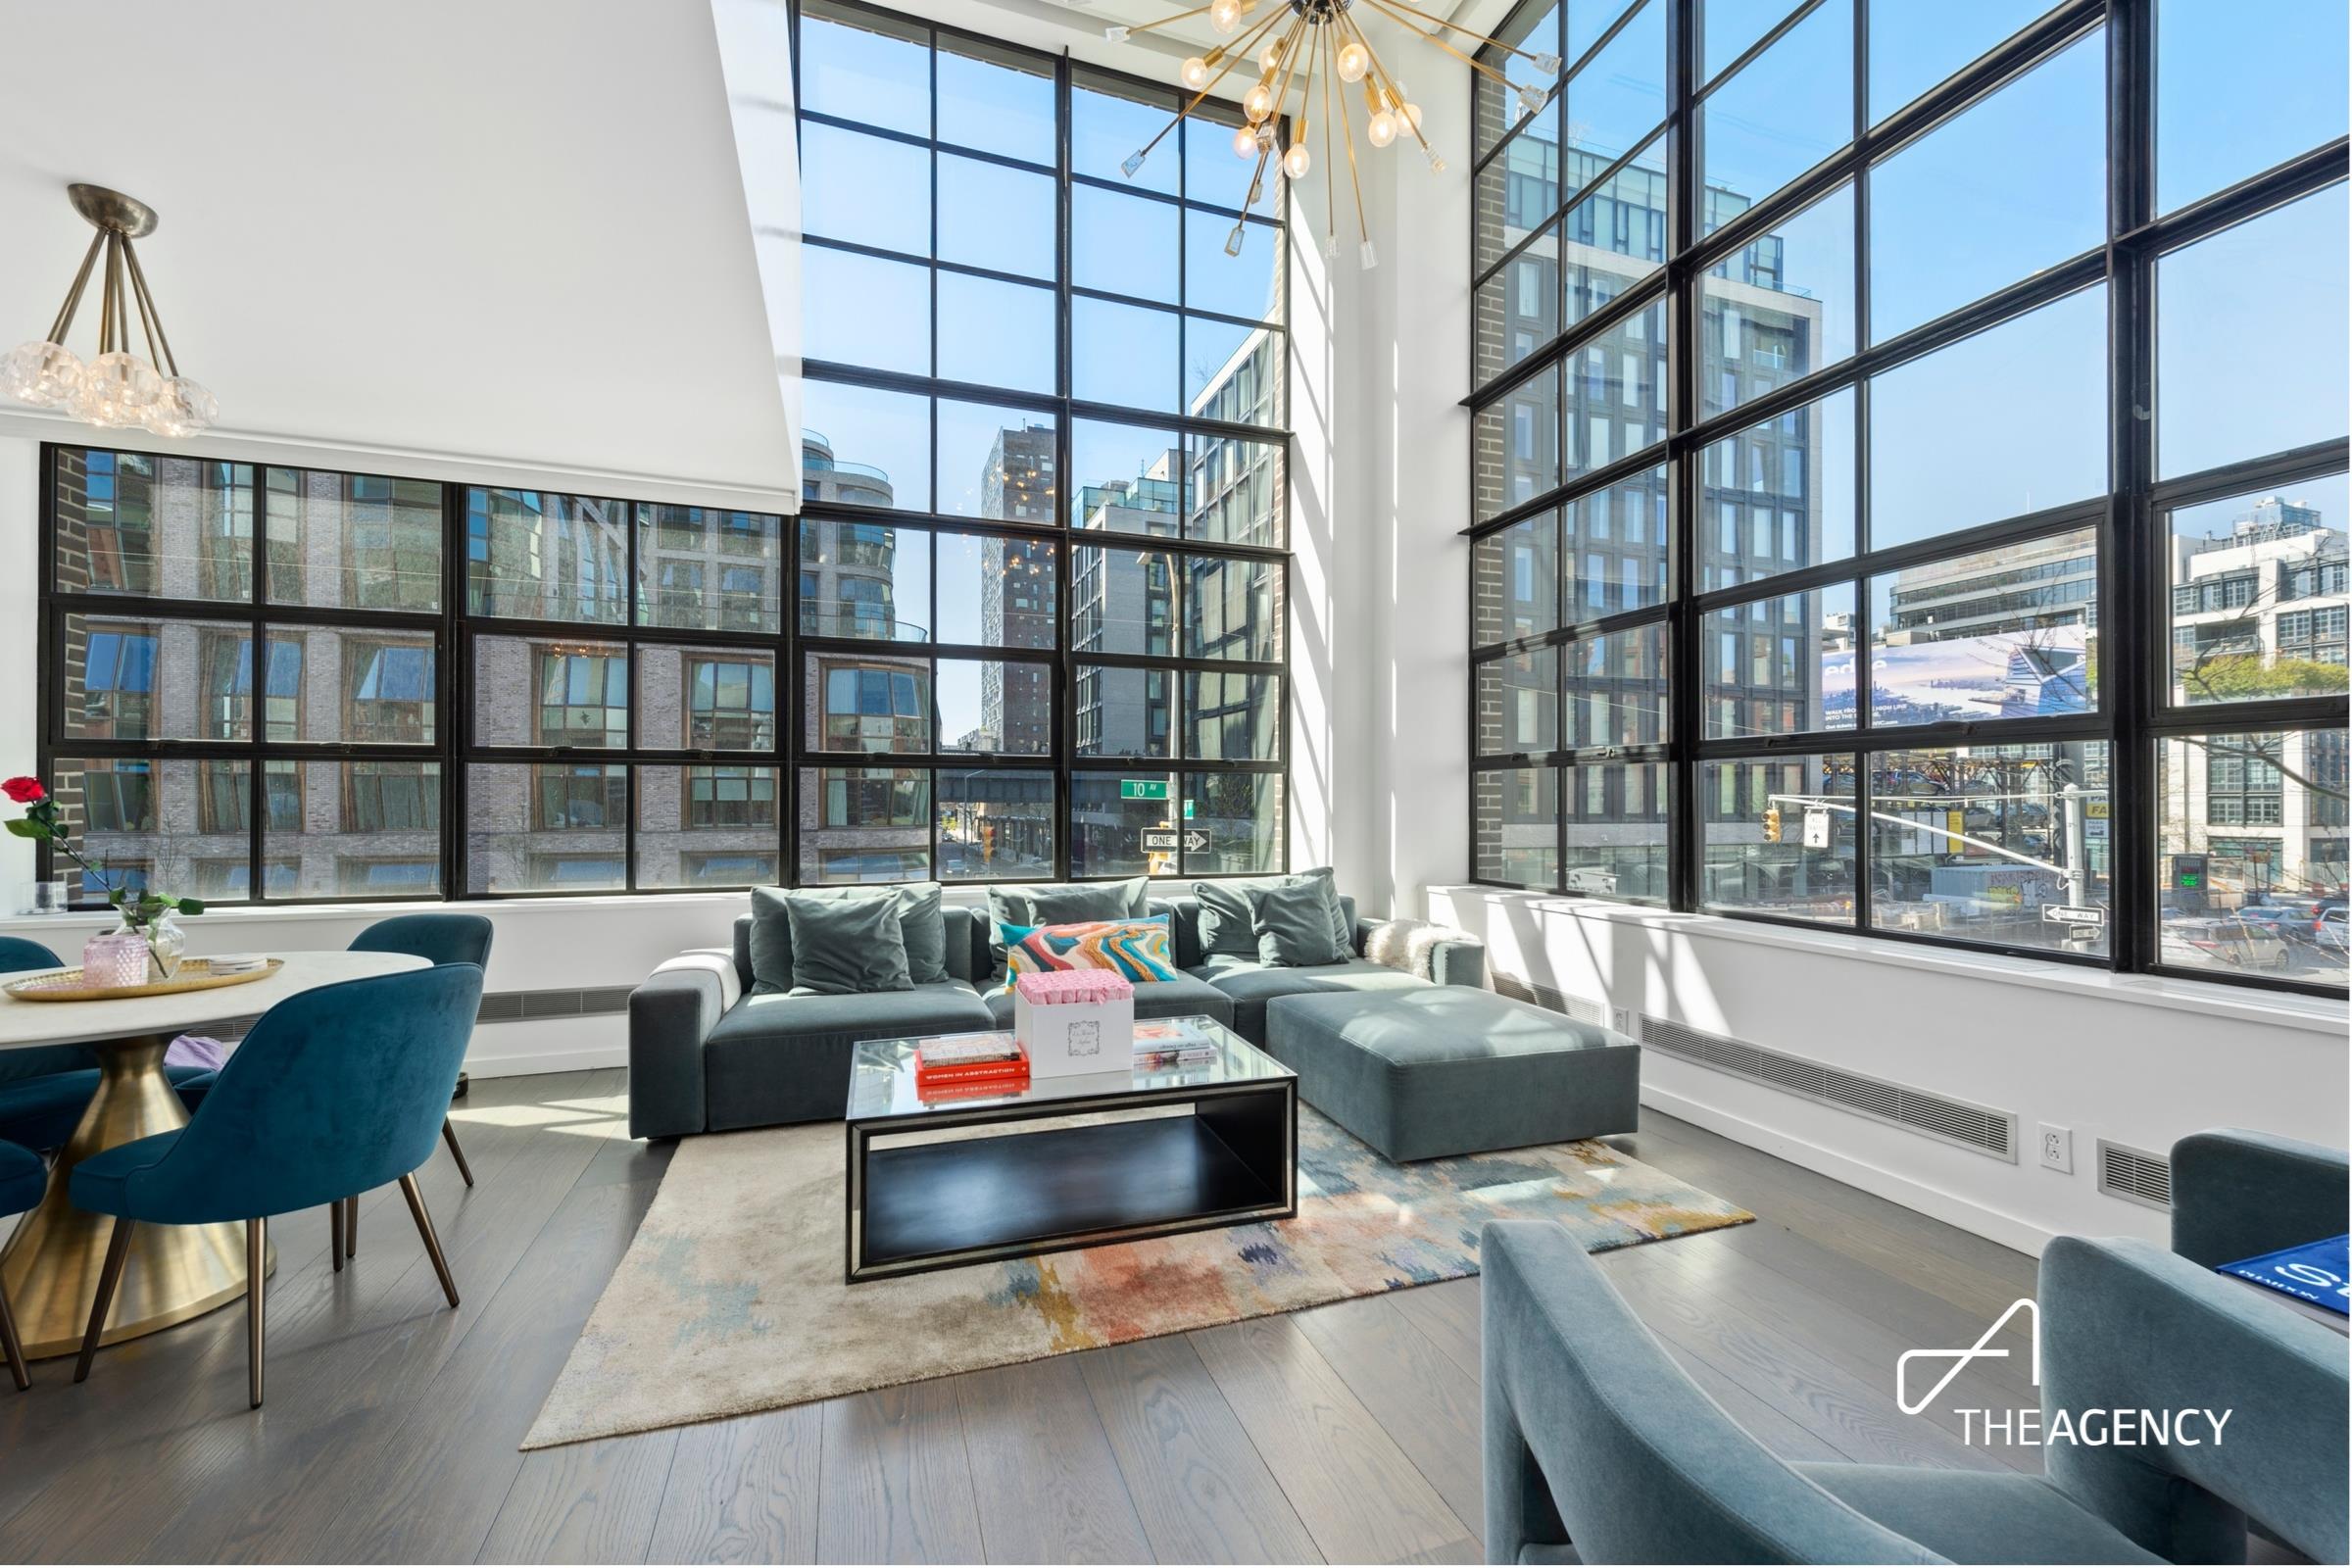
top-left (1762, 806), bottom-right (1783, 843)
top-left (2170, 854), bottom-right (2208, 892)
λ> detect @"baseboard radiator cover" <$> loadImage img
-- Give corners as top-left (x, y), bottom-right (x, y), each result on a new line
top-left (2096, 1139), bottom-right (2174, 1210)
top-left (1505, 975), bottom-right (1609, 1027)
top-left (1635, 1013), bottom-right (2019, 1162)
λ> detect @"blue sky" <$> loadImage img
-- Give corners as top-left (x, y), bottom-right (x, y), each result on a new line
top-left (799, 1), bottom-right (2346, 533)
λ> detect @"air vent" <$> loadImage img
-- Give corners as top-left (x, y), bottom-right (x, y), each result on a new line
top-left (1514, 978), bottom-right (1608, 1027)
top-left (1637, 1014), bottom-right (2017, 1162)
top-left (2096, 1140), bottom-right (2173, 1210)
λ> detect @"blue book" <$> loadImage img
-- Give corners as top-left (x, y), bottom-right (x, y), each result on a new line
top-left (2216, 1234), bottom-right (2351, 1316)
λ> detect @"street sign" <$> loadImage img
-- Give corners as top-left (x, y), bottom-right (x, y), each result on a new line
top-left (2085, 800), bottom-right (2109, 819)
top-left (2040, 904), bottom-right (2108, 925)
top-left (1185, 830), bottom-right (1210, 852)
top-left (1801, 808), bottom-right (1832, 849)
top-left (1120, 779), bottom-right (1168, 801)
top-left (1183, 799), bottom-right (1195, 819)
top-left (1141, 829), bottom-right (1179, 851)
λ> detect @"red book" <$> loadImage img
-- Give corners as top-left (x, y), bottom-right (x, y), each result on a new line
top-left (914, 1067), bottom-right (1030, 1101)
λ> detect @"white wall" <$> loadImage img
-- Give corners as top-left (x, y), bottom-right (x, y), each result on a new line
top-left (1429, 889), bottom-right (2347, 1252)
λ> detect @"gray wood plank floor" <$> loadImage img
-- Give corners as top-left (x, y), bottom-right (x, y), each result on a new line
top-left (0, 1070), bottom-right (2059, 1564)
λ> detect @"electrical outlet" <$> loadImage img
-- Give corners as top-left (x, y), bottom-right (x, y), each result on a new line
top-left (1610, 1005), bottom-right (1636, 1036)
top-left (2038, 1123), bottom-right (2074, 1173)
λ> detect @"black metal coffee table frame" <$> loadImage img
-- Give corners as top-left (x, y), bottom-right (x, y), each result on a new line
top-left (844, 1030), bottom-right (1297, 1284)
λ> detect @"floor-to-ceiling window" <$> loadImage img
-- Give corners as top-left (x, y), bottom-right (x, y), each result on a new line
top-left (796, 0), bottom-right (1291, 884)
top-left (32, 2), bottom-right (1292, 905)
top-left (1466, 0), bottom-right (2347, 995)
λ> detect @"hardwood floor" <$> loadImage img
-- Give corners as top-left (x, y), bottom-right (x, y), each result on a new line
top-left (0, 1068), bottom-right (2053, 1564)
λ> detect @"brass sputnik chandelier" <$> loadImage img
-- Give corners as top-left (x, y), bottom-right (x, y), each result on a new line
top-left (1, 184), bottom-right (217, 437)
top-left (1106, 0), bottom-right (1562, 269)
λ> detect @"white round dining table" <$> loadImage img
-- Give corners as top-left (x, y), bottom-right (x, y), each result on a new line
top-left (0, 949), bottom-right (428, 1358)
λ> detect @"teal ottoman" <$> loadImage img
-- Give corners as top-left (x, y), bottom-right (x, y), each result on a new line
top-left (1264, 988), bottom-right (1640, 1161)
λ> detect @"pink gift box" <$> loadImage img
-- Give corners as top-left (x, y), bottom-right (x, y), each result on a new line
top-left (1011, 968), bottom-right (1136, 1076)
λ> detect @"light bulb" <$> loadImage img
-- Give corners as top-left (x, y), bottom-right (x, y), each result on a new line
top-left (1366, 109), bottom-right (1396, 147)
top-left (1208, 0), bottom-right (1242, 34)
top-left (1283, 142), bottom-right (1310, 179)
top-left (1233, 122), bottom-right (1259, 158)
top-left (1402, 100), bottom-right (1424, 130)
top-left (1517, 84), bottom-right (1547, 120)
top-left (1336, 40), bottom-right (1369, 81)
top-left (0, 340), bottom-right (86, 407)
top-left (1258, 36), bottom-right (1285, 73)
top-left (1244, 79), bottom-right (1275, 122)
top-left (1532, 51), bottom-right (1562, 75)
top-left (1103, 24), bottom-right (1130, 40)
top-left (69, 351), bottom-right (162, 426)
top-left (141, 376), bottom-right (219, 438)
top-left (1181, 55), bottom-right (1211, 89)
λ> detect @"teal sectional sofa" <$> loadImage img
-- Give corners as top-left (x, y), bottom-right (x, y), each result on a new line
top-left (625, 884), bottom-right (1489, 1139)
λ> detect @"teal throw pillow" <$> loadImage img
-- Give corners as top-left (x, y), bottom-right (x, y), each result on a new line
top-left (1196, 867), bottom-right (1347, 958)
top-left (781, 892), bottom-right (911, 996)
top-left (1249, 879), bottom-right (1353, 967)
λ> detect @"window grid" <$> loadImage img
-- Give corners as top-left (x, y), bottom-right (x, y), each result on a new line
top-left (33, 0), bottom-right (1293, 905)
top-left (1465, 0), bottom-right (2350, 997)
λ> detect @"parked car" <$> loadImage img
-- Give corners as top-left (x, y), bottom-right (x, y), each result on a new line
top-left (2315, 907), bottom-right (2349, 955)
top-left (2160, 916), bottom-right (2292, 971)
top-left (2234, 904), bottom-right (2316, 942)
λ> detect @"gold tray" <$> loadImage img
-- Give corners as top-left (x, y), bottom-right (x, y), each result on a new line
top-left (3, 956), bottom-right (283, 1003)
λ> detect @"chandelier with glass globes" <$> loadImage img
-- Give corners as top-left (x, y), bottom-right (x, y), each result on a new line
top-left (1, 184), bottom-right (218, 438)
top-left (1107, 0), bottom-right (1561, 269)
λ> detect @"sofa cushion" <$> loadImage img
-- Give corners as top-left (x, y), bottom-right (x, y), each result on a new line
top-left (984, 971), bottom-right (1234, 1032)
top-left (748, 883), bottom-right (948, 992)
top-left (780, 891), bottom-right (910, 996)
top-left (1193, 868), bottom-right (1348, 958)
top-left (1250, 879), bottom-right (1353, 966)
top-left (703, 981), bottom-right (995, 1129)
top-left (986, 878), bottom-right (1149, 973)
top-left (1264, 988), bottom-right (1640, 1161)
top-left (1192, 954), bottom-right (1429, 1044)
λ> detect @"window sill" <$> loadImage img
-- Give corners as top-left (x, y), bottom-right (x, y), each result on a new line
top-left (1425, 885), bottom-right (2347, 1038)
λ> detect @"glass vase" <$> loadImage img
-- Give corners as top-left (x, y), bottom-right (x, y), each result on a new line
top-left (112, 911), bottom-right (187, 981)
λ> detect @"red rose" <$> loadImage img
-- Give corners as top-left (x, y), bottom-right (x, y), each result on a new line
top-left (1, 777), bottom-right (46, 805)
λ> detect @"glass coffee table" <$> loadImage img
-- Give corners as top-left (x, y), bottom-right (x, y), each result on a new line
top-left (843, 1015), bottom-right (1297, 1283)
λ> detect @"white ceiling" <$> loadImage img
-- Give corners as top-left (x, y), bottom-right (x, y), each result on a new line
top-left (0, 0), bottom-right (795, 501)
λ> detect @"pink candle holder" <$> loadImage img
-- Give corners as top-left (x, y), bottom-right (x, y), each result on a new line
top-left (81, 931), bottom-right (152, 989)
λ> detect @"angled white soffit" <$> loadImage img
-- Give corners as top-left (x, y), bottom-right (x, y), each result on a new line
top-left (711, 0), bottom-right (805, 507)
top-left (0, 1), bottom-right (796, 506)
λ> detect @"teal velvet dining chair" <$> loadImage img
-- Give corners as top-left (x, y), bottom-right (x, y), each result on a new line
top-left (0, 936), bottom-right (211, 1153)
top-left (70, 962), bottom-right (483, 1408)
top-left (0, 1139), bottom-right (43, 1391)
top-left (177, 911), bottom-right (493, 1265)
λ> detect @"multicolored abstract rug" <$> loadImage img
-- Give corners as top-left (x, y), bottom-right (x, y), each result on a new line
top-left (521, 1107), bottom-right (1750, 1448)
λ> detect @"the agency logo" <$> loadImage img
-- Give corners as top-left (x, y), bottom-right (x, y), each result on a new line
top-left (1897, 1298), bottom-right (2038, 1414)
top-left (1897, 1298), bottom-right (2232, 1448)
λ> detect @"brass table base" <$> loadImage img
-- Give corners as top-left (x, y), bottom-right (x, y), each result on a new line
top-left (0, 1033), bottom-right (274, 1358)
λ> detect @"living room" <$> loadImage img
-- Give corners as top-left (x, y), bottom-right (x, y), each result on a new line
top-left (0, 1), bottom-right (2343, 1564)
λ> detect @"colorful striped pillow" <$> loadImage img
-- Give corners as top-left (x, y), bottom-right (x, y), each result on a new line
top-left (999, 915), bottom-right (1180, 984)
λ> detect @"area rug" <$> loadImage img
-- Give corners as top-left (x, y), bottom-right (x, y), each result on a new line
top-left (521, 1107), bottom-right (1751, 1448)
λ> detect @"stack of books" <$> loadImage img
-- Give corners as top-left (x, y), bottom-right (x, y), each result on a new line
top-left (1132, 1020), bottom-right (1219, 1070)
top-left (912, 1032), bottom-right (1029, 1099)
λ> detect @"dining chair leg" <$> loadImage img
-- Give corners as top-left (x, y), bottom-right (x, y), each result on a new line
top-left (399, 1173), bottom-right (460, 1308)
top-left (344, 1194), bottom-right (358, 1257)
top-left (73, 1216), bottom-right (136, 1385)
top-left (246, 1217), bottom-right (266, 1409)
top-left (440, 1117), bottom-right (475, 1188)
top-left (328, 1197), bottom-right (344, 1272)
top-left (0, 1277), bottom-right (27, 1392)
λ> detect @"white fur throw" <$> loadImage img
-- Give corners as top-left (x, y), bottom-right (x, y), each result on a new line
top-left (1364, 917), bottom-right (1482, 984)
